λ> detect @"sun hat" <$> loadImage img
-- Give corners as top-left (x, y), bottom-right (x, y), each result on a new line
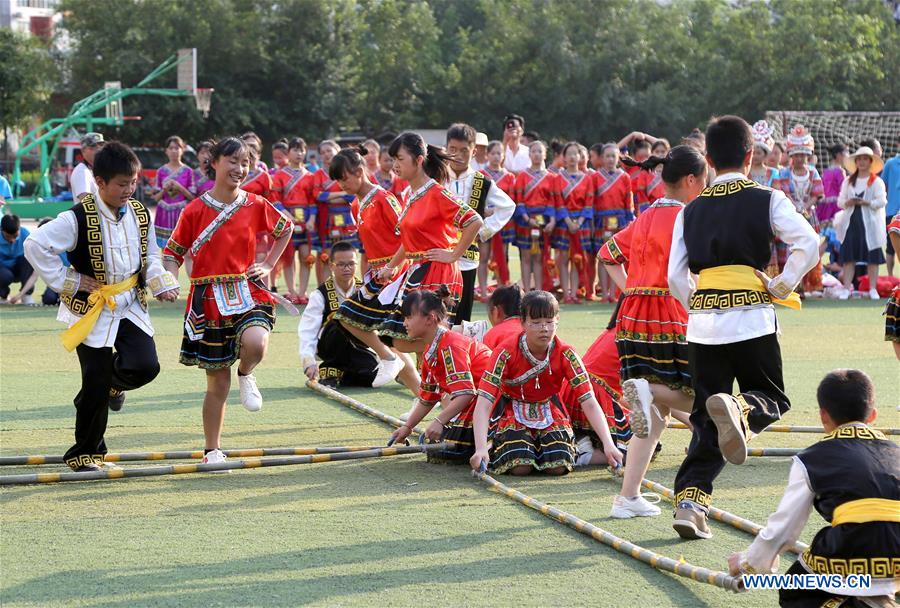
top-left (844, 146), bottom-right (884, 174)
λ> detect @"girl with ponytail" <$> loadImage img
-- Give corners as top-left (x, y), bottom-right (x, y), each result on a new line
top-left (389, 286), bottom-right (493, 465)
top-left (326, 132), bottom-right (483, 387)
top-left (597, 145), bottom-right (707, 519)
top-left (331, 145), bottom-right (419, 392)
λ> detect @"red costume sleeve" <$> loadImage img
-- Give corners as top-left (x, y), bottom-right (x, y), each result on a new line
top-left (162, 200), bottom-right (196, 266)
top-left (598, 219), bottom-right (635, 265)
top-left (477, 347), bottom-right (510, 404)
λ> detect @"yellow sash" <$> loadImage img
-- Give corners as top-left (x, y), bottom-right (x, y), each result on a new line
top-left (831, 498), bottom-right (900, 526)
top-left (61, 274), bottom-right (139, 351)
top-left (697, 265), bottom-right (802, 310)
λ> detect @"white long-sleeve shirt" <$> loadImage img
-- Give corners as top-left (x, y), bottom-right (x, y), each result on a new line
top-left (24, 199), bottom-right (174, 348)
top-left (446, 167), bottom-right (516, 272)
top-left (69, 162), bottom-right (99, 201)
top-left (837, 175), bottom-right (887, 251)
top-left (739, 451), bottom-right (898, 597)
top-left (668, 172), bottom-right (819, 345)
top-left (297, 280), bottom-right (361, 368)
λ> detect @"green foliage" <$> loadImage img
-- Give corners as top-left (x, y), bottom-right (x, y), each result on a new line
top-left (0, 30), bottom-right (57, 136)
top-left (50, 0), bottom-right (900, 148)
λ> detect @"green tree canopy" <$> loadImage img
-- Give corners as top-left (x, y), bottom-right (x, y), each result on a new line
top-left (51, 0), bottom-right (900, 149)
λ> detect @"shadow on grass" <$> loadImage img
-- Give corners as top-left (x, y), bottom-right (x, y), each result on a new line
top-left (1, 528), bottom-right (719, 607)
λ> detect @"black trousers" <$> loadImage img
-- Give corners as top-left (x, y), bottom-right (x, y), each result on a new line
top-left (673, 332), bottom-right (790, 509)
top-left (456, 268), bottom-right (478, 324)
top-left (777, 560), bottom-right (870, 607)
top-left (64, 319), bottom-right (160, 468)
top-left (0, 257), bottom-right (34, 298)
top-left (316, 322), bottom-right (378, 387)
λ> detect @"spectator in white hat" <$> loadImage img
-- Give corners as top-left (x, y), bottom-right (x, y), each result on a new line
top-left (836, 146), bottom-right (887, 299)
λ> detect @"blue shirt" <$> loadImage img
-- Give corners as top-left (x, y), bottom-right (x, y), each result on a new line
top-left (0, 226), bottom-right (29, 269)
top-left (0, 176), bottom-right (12, 200)
top-left (882, 155), bottom-right (900, 217)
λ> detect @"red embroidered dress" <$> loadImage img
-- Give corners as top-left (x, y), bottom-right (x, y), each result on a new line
top-left (477, 333), bottom-right (592, 473)
top-left (598, 198), bottom-right (691, 393)
top-left (163, 191), bottom-right (292, 369)
top-left (311, 168), bottom-right (359, 250)
top-left (483, 316), bottom-right (523, 351)
top-left (886, 217), bottom-right (900, 343)
top-left (633, 168), bottom-right (666, 215)
top-left (512, 169), bottom-right (560, 251)
top-left (593, 168), bottom-right (633, 252)
top-left (560, 329), bottom-right (632, 446)
top-left (419, 327), bottom-right (492, 464)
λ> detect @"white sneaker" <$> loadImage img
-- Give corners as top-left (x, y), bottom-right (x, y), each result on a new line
top-left (869, 288), bottom-right (880, 300)
top-left (460, 320), bottom-right (489, 342)
top-left (838, 288), bottom-right (851, 300)
top-left (623, 378), bottom-right (660, 439)
top-left (238, 373), bottom-right (263, 412)
top-left (21, 294), bottom-right (34, 305)
top-left (372, 356), bottom-right (404, 388)
top-left (574, 435), bottom-right (594, 467)
top-left (201, 448), bottom-right (230, 473)
top-left (610, 494), bottom-right (662, 518)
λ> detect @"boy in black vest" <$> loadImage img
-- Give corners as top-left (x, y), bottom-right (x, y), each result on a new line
top-left (729, 369), bottom-right (899, 607)
top-left (298, 241), bottom-right (378, 388)
top-left (668, 116), bottom-right (819, 539)
top-left (24, 142), bottom-right (179, 471)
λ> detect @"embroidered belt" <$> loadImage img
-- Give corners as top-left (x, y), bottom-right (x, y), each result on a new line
top-left (624, 287), bottom-right (670, 296)
top-left (61, 274), bottom-right (139, 351)
top-left (692, 265), bottom-right (801, 311)
top-left (406, 250), bottom-right (451, 262)
top-left (831, 498), bottom-right (900, 526)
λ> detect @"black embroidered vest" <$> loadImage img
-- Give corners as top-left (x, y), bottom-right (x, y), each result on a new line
top-left (796, 426), bottom-right (900, 578)
top-left (61, 195), bottom-right (150, 315)
top-left (682, 178), bottom-right (774, 273)
top-left (316, 276), bottom-right (362, 328)
top-left (461, 172), bottom-right (492, 263)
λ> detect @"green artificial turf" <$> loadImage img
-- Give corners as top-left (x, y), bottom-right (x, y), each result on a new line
top-left (1, 296), bottom-right (897, 607)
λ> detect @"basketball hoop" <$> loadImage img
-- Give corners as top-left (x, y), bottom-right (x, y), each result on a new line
top-left (194, 88), bottom-right (213, 118)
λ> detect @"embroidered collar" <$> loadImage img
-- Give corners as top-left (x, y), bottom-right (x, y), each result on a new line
top-left (483, 167), bottom-right (505, 180)
top-left (201, 190), bottom-right (248, 211)
top-left (424, 325), bottom-right (449, 364)
top-left (504, 334), bottom-right (554, 387)
top-left (358, 184), bottom-right (382, 212)
top-left (526, 168), bottom-right (546, 178)
top-left (651, 197), bottom-right (684, 209)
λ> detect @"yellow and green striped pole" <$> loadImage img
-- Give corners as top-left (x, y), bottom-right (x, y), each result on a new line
top-left (474, 469), bottom-right (743, 592)
top-left (0, 445), bottom-right (387, 467)
top-left (666, 422), bottom-right (899, 436)
top-left (613, 469), bottom-right (809, 555)
top-left (0, 444), bottom-right (447, 486)
top-left (307, 380), bottom-right (425, 435)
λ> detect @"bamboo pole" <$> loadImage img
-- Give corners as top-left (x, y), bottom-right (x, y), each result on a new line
top-left (666, 422), bottom-right (899, 436)
top-left (0, 445), bottom-right (386, 467)
top-left (0, 444), bottom-right (445, 486)
top-left (474, 468), bottom-right (743, 592)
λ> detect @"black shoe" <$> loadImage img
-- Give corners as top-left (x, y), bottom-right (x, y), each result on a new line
top-left (73, 463), bottom-right (102, 472)
top-left (108, 389), bottom-right (125, 412)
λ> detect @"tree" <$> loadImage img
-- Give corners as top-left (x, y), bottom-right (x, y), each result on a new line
top-left (0, 29), bottom-right (57, 159)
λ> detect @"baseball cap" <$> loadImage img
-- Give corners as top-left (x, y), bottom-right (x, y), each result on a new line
top-left (80, 132), bottom-right (105, 147)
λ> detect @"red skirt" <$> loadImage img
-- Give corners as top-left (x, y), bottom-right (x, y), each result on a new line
top-left (616, 290), bottom-right (692, 392)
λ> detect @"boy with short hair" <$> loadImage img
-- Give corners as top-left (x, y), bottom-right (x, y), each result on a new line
top-left (24, 141), bottom-right (179, 471)
top-left (729, 369), bottom-right (899, 607)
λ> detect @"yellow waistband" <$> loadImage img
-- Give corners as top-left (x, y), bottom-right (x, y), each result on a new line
top-left (697, 265), bottom-right (801, 310)
top-left (831, 498), bottom-right (900, 526)
top-left (61, 274), bottom-right (140, 352)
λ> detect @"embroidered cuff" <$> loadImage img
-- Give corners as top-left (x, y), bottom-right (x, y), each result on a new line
top-left (148, 272), bottom-right (179, 296)
top-left (162, 253), bottom-right (183, 268)
top-left (301, 356), bottom-right (318, 371)
top-left (61, 267), bottom-right (80, 297)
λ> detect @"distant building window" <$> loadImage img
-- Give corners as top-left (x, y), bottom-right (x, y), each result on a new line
top-left (17, 0), bottom-right (59, 8)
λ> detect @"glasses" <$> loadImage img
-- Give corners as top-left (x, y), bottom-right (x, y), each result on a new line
top-left (505, 122), bottom-right (519, 130)
top-left (333, 262), bottom-right (357, 270)
top-left (525, 320), bottom-right (558, 330)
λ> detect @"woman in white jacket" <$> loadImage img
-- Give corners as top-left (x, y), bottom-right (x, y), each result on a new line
top-left (837, 146), bottom-right (886, 299)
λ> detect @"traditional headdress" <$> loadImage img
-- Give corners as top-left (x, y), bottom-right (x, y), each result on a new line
top-left (751, 120), bottom-right (775, 154)
top-left (785, 124), bottom-right (815, 157)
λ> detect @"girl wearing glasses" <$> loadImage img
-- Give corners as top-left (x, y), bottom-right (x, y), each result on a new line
top-left (389, 288), bottom-right (492, 463)
top-left (469, 291), bottom-right (624, 475)
top-left (598, 145), bottom-right (706, 518)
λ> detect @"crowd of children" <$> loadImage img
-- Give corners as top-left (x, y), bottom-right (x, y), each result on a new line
top-left (19, 113), bottom-right (899, 606)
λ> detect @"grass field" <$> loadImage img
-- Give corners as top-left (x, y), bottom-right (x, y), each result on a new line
top-left (1, 294), bottom-right (897, 607)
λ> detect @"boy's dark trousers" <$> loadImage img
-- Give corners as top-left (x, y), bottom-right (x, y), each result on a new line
top-left (673, 332), bottom-right (791, 509)
top-left (64, 319), bottom-right (160, 469)
top-left (315, 322), bottom-right (378, 387)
